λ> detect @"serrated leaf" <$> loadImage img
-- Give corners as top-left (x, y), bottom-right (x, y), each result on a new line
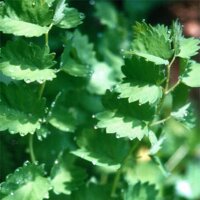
top-left (124, 182), bottom-right (158, 200)
top-left (0, 83), bottom-right (45, 136)
top-left (72, 129), bottom-right (130, 170)
top-left (102, 90), bottom-right (155, 121)
top-left (96, 111), bottom-right (148, 140)
top-left (53, 0), bottom-right (84, 29)
top-left (171, 21), bottom-right (182, 55)
top-left (177, 37), bottom-right (200, 59)
top-left (122, 57), bottom-right (164, 83)
top-left (117, 57), bottom-right (163, 105)
top-left (0, 39), bottom-right (56, 83)
top-left (0, 0), bottom-right (53, 37)
top-left (127, 22), bottom-right (173, 65)
top-left (0, 161), bottom-right (51, 200)
top-left (0, 17), bottom-right (49, 37)
top-left (171, 103), bottom-right (196, 129)
top-left (181, 61), bottom-right (200, 87)
top-left (51, 151), bottom-right (87, 195)
top-left (116, 82), bottom-right (162, 105)
top-left (61, 30), bottom-right (96, 77)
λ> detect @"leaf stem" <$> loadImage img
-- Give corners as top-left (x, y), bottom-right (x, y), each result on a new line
top-left (29, 134), bottom-right (36, 163)
top-left (38, 82), bottom-right (46, 100)
top-left (165, 56), bottom-right (176, 93)
top-left (150, 116), bottom-right (171, 127)
top-left (111, 141), bottom-right (138, 197)
top-left (166, 79), bottom-right (181, 94)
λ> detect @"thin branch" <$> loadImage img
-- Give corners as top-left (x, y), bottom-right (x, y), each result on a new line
top-left (164, 56), bottom-right (176, 93)
top-left (166, 79), bottom-right (181, 95)
top-left (150, 116), bottom-right (171, 127)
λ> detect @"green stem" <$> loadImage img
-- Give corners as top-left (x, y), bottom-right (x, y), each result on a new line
top-left (154, 56), bottom-right (176, 118)
top-left (166, 79), bottom-right (181, 94)
top-left (164, 56), bottom-right (176, 93)
top-left (111, 142), bottom-right (138, 197)
top-left (29, 135), bottom-right (36, 163)
top-left (150, 116), bottom-right (171, 127)
top-left (38, 82), bottom-right (46, 100)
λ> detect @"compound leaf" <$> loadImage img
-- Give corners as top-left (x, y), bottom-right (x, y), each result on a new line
top-left (0, 83), bottom-right (45, 136)
top-left (50, 151), bottom-right (87, 195)
top-left (72, 129), bottom-right (130, 170)
top-left (0, 39), bottom-right (56, 83)
top-left (0, 161), bottom-right (51, 200)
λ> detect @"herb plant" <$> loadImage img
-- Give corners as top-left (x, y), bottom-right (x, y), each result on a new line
top-left (0, 0), bottom-right (200, 200)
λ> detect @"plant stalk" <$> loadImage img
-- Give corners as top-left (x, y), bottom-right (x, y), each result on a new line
top-left (29, 134), bottom-right (36, 163)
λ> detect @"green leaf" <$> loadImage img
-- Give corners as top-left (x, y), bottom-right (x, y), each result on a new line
top-left (116, 82), bottom-right (162, 105)
top-left (95, 1), bottom-right (118, 29)
top-left (117, 57), bottom-right (163, 105)
top-left (53, 0), bottom-right (84, 29)
top-left (0, 83), bottom-right (45, 136)
top-left (96, 111), bottom-right (148, 140)
top-left (181, 61), bottom-right (200, 87)
top-left (0, 161), bottom-right (51, 200)
top-left (124, 182), bottom-right (158, 200)
top-left (177, 38), bottom-right (200, 59)
top-left (127, 22), bottom-right (173, 65)
top-left (72, 129), bottom-right (130, 170)
top-left (51, 151), bottom-right (87, 195)
top-left (61, 30), bottom-right (96, 77)
top-left (0, 17), bottom-right (49, 37)
top-left (148, 131), bottom-right (165, 155)
top-left (122, 57), bottom-right (164, 83)
top-left (48, 91), bottom-right (85, 132)
top-left (171, 103), bottom-right (196, 129)
top-left (0, 0), bottom-right (53, 37)
top-left (171, 21), bottom-right (182, 55)
top-left (0, 39), bottom-right (56, 83)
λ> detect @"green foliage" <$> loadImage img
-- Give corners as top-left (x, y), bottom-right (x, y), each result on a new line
top-left (124, 182), bottom-right (158, 200)
top-left (50, 151), bottom-right (87, 195)
top-left (72, 129), bottom-right (130, 170)
top-left (0, 39), bottom-right (56, 83)
top-left (0, 83), bottom-right (45, 135)
top-left (0, 161), bottom-right (51, 200)
top-left (0, 1), bottom-right (199, 199)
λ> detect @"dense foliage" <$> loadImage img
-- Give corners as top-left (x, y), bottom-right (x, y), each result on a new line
top-left (0, 0), bottom-right (200, 199)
